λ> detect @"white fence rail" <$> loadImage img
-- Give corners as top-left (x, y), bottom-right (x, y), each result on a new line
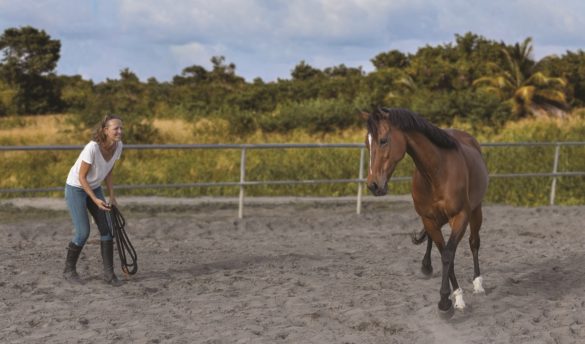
top-left (2, 142), bottom-right (585, 218)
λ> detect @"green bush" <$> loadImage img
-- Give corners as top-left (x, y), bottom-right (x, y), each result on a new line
top-left (258, 99), bottom-right (360, 134)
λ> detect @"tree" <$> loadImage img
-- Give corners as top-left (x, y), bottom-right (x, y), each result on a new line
top-left (0, 26), bottom-right (62, 114)
top-left (473, 37), bottom-right (568, 118)
top-left (453, 32), bottom-right (508, 89)
top-left (172, 65), bottom-right (209, 85)
top-left (406, 44), bottom-right (460, 91)
top-left (59, 75), bottom-right (94, 113)
top-left (539, 50), bottom-right (585, 107)
top-left (209, 56), bottom-right (245, 84)
top-left (291, 61), bottom-right (322, 81)
top-left (75, 68), bottom-right (159, 143)
top-left (371, 50), bottom-right (409, 70)
top-left (0, 26), bottom-right (60, 79)
top-left (323, 64), bottom-right (364, 78)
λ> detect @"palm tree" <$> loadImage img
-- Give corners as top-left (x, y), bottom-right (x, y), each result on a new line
top-left (473, 37), bottom-right (568, 118)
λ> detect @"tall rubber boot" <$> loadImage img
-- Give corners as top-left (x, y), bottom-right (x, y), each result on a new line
top-left (101, 240), bottom-right (123, 286)
top-left (63, 242), bottom-right (85, 284)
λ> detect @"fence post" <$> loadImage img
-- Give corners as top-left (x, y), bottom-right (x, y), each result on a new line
top-left (238, 147), bottom-right (247, 218)
top-left (549, 143), bottom-right (561, 206)
top-left (356, 147), bottom-right (365, 215)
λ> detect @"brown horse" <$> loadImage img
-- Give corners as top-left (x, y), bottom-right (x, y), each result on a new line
top-left (365, 107), bottom-right (489, 316)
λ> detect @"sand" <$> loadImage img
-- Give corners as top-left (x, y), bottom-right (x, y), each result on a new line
top-left (1, 197), bottom-right (584, 343)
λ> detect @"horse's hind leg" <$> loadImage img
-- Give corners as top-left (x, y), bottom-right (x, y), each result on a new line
top-left (422, 235), bottom-right (433, 276)
top-left (469, 205), bottom-right (485, 293)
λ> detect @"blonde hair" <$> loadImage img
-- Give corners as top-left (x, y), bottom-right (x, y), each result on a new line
top-left (92, 114), bottom-right (122, 144)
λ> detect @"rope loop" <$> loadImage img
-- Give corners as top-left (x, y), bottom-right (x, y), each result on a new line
top-left (106, 205), bottom-right (138, 275)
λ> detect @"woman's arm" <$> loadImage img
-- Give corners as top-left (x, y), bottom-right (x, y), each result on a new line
top-left (78, 161), bottom-right (111, 210)
top-left (104, 166), bottom-right (117, 206)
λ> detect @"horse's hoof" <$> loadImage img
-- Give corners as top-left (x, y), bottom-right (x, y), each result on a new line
top-left (452, 288), bottom-right (466, 310)
top-left (420, 265), bottom-right (433, 278)
top-left (473, 276), bottom-right (485, 294)
top-left (437, 302), bottom-right (455, 319)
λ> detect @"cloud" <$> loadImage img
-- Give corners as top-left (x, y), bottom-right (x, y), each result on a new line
top-left (2, 0), bottom-right (585, 82)
top-left (118, 0), bottom-right (278, 44)
top-left (170, 41), bottom-right (225, 71)
top-left (432, 0), bottom-right (585, 50)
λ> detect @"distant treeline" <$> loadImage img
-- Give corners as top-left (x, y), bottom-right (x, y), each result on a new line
top-left (1, 27), bottom-right (584, 142)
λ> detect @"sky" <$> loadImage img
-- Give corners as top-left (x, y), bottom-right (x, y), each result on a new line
top-left (1, 0), bottom-right (585, 83)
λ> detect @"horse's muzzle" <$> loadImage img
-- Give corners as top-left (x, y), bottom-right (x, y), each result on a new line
top-left (367, 181), bottom-right (388, 196)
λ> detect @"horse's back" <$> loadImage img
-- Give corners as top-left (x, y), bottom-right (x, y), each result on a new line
top-left (446, 129), bottom-right (489, 208)
top-left (445, 129), bottom-right (482, 152)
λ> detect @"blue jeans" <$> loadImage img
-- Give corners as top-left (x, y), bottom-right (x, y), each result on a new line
top-left (65, 184), bottom-right (113, 246)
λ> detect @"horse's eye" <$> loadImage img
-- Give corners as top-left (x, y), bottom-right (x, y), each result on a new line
top-left (380, 138), bottom-right (388, 145)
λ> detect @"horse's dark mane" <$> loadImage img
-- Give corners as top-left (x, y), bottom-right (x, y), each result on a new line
top-left (367, 108), bottom-right (457, 149)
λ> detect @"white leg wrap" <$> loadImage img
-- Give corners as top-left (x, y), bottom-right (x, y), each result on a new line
top-left (473, 276), bottom-right (485, 294)
top-left (451, 288), bottom-right (465, 310)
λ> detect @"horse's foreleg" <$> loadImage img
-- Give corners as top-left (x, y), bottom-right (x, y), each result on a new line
top-left (469, 206), bottom-right (484, 293)
top-left (439, 243), bottom-right (456, 312)
top-left (422, 219), bottom-right (453, 312)
top-left (441, 212), bottom-right (469, 312)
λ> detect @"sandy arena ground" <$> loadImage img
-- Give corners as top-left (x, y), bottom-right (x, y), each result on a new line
top-left (1, 196), bottom-right (584, 344)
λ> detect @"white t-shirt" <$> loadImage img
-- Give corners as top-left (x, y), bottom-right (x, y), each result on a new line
top-left (66, 141), bottom-right (123, 189)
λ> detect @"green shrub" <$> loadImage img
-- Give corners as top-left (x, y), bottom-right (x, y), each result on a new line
top-left (258, 99), bottom-right (360, 134)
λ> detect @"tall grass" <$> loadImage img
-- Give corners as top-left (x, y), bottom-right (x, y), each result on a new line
top-left (0, 114), bottom-right (77, 145)
top-left (483, 116), bottom-right (585, 205)
top-left (1, 114), bottom-right (584, 205)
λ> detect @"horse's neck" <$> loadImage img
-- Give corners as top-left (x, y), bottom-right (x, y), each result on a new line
top-left (405, 132), bottom-right (442, 181)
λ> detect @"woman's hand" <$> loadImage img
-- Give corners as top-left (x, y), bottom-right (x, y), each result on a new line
top-left (94, 198), bottom-right (112, 211)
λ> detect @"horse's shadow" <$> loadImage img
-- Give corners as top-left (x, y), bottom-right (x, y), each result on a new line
top-left (131, 253), bottom-right (322, 282)
top-left (498, 252), bottom-right (585, 299)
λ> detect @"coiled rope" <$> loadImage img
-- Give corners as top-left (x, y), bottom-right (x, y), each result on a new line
top-left (106, 205), bottom-right (138, 275)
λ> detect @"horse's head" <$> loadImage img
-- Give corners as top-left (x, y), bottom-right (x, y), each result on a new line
top-left (365, 108), bottom-right (407, 196)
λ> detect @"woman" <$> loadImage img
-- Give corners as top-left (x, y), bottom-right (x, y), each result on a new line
top-left (63, 114), bottom-right (124, 286)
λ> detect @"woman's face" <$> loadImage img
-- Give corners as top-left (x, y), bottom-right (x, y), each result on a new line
top-left (104, 119), bottom-right (123, 142)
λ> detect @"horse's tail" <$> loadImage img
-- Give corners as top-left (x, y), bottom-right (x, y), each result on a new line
top-left (411, 228), bottom-right (427, 245)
